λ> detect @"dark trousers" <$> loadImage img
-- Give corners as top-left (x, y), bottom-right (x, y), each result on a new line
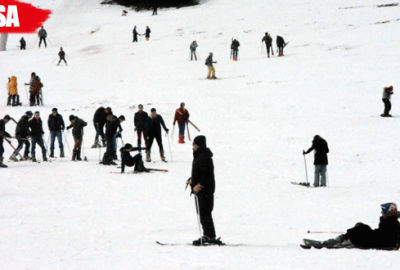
top-left (73, 136), bottom-right (82, 153)
top-left (58, 57), bottom-right (67, 65)
top-left (106, 135), bottom-right (114, 155)
top-left (50, 131), bottom-right (63, 150)
top-left (121, 154), bottom-right (142, 173)
top-left (266, 45), bottom-right (271, 55)
top-left (147, 134), bottom-right (164, 152)
top-left (16, 138), bottom-right (30, 156)
top-left (137, 129), bottom-right (147, 148)
top-left (0, 139), bottom-right (4, 158)
top-left (133, 35), bottom-right (138, 42)
top-left (232, 50), bottom-right (238, 58)
top-left (196, 195), bottom-right (216, 239)
top-left (29, 92), bottom-right (35, 106)
top-left (179, 123), bottom-right (185, 136)
top-left (94, 122), bottom-right (105, 141)
top-left (278, 46), bottom-right (284, 54)
top-left (383, 98), bottom-right (391, 115)
top-left (31, 136), bottom-right (46, 156)
top-left (191, 50), bottom-right (197, 60)
top-left (39, 37), bottom-right (47, 48)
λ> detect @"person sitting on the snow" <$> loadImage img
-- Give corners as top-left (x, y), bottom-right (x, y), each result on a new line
top-left (120, 143), bottom-right (149, 173)
top-left (321, 203), bottom-right (400, 249)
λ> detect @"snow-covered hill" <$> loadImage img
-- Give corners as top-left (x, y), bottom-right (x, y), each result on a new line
top-left (1, 0), bottom-right (400, 269)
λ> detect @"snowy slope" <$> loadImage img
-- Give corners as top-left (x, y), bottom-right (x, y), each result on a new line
top-left (1, 0), bottom-right (400, 269)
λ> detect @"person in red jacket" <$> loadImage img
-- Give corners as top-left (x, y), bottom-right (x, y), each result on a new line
top-left (173, 102), bottom-right (190, 144)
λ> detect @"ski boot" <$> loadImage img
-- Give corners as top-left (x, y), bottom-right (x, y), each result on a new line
top-left (160, 151), bottom-right (166, 162)
top-left (72, 151), bottom-right (77, 161)
top-left (9, 153), bottom-right (19, 162)
top-left (49, 149), bottom-right (54, 158)
top-left (23, 154), bottom-right (31, 161)
top-left (0, 157), bottom-right (7, 168)
top-left (102, 140), bottom-right (106, 147)
top-left (32, 154), bottom-right (37, 162)
top-left (91, 140), bottom-right (100, 148)
top-left (146, 151), bottom-right (151, 162)
top-left (211, 76), bottom-right (217, 80)
top-left (76, 151), bottom-right (82, 161)
top-left (322, 234), bottom-right (348, 248)
top-left (60, 148), bottom-right (65, 158)
top-left (6, 95), bottom-right (12, 106)
top-left (43, 153), bottom-right (48, 162)
top-left (134, 159), bottom-right (150, 173)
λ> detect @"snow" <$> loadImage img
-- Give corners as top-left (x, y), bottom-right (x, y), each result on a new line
top-left (1, 0), bottom-right (400, 269)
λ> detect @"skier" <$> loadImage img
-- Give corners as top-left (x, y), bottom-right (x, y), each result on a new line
top-left (8, 76), bottom-right (20, 107)
top-left (122, 10), bottom-right (128, 16)
top-left (25, 72), bottom-right (36, 106)
top-left (261, 32), bottom-right (273, 58)
top-left (190, 136), bottom-right (222, 246)
top-left (0, 115), bottom-right (12, 168)
top-left (66, 115), bottom-right (87, 161)
top-left (31, 76), bottom-right (43, 106)
top-left (173, 102), bottom-right (190, 144)
top-left (105, 115), bottom-right (125, 163)
top-left (92, 106), bottom-right (111, 148)
top-left (381, 86), bottom-right (394, 117)
top-left (190, 41), bottom-right (198, 61)
top-left (48, 108), bottom-right (65, 158)
top-left (120, 143), bottom-right (149, 173)
top-left (303, 135), bottom-right (329, 187)
top-left (26, 111), bottom-right (48, 162)
top-left (133, 26), bottom-right (139, 42)
top-left (145, 108), bottom-right (169, 162)
top-left (57, 47), bottom-right (67, 66)
top-left (309, 203), bottom-right (400, 249)
top-left (134, 104), bottom-right (148, 149)
top-left (38, 26), bottom-right (47, 48)
top-left (276, 35), bottom-right (286, 56)
top-left (6, 77), bottom-right (11, 106)
top-left (144, 26), bottom-right (151, 41)
top-left (205, 52), bottom-right (217, 79)
top-left (19, 37), bottom-right (26, 50)
top-left (231, 39), bottom-right (240, 61)
top-left (152, 5), bottom-right (158, 15)
top-left (9, 111), bottom-right (33, 161)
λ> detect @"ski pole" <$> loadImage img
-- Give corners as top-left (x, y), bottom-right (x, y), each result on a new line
top-left (307, 231), bottom-right (344, 234)
top-left (33, 37), bottom-right (38, 48)
top-left (186, 123), bottom-right (191, 141)
top-left (188, 120), bottom-right (200, 132)
top-left (24, 85), bottom-right (29, 101)
top-left (44, 134), bottom-right (51, 163)
top-left (2, 136), bottom-right (24, 160)
top-left (82, 129), bottom-right (87, 161)
top-left (62, 130), bottom-right (72, 155)
top-left (303, 152), bottom-right (309, 185)
top-left (171, 125), bottom-right (175, 141)
top-left (260, 42), bottom-right (263, 55)
top-left (194, 195), bottom-right (203, 245)
top-left (166, 132), bottom-right (173, 162)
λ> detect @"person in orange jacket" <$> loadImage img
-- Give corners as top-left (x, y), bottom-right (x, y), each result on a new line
top-left (173, 102), bottom-right (190, 144)
top-left (8, 76), bottom-right (21, 107)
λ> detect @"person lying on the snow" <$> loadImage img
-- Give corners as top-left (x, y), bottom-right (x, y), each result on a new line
top-left (120, 143), bottom-right (149, 173)
top-left (320, 203), bottom-right (400, 249)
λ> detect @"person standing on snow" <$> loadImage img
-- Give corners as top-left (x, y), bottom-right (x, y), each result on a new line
top-left (48, 108), bottom-right (65, 158)
top-left (173, 102), bottom-right (190, 144)
top-left (205, 52), bottom-right (217, 79)
top-left (105, 115), bottom-right (125, 163)
top-left (57, 47), bottom-right (67, 66)
top-left (133, 26), bottom-right (139, 42)
top-left (144, 26), bottom-right (151, 41)
top-left (381, 86), bottom-right (394, 117)
top-left (26, 111), bottom-right (48, 163)
top-left (38, 26), bottom-right (47, 48)
top-left (190, 136), bottom-right (223, 246)
top-left (25, 72), bottom-right (36, 106)
top-left (152, 5), bottom-right (158, 15)
top-left (145, 108), bottom-right (169, 162)
top-left (19, 37), bottom-right (26, 50)
top-left (134, 104), bottom-right (148, 150)
top-left (92, 106), bottom-right (111, 148)
top-left (303, 135), bottom-right (329, 187)
top-left (66, 115), bottom-right (87, 161)
top-left (31, 76), bottom-right (43, 106)
top-left (8, 76), bottom-right (21, 107)
top-left (120, 143), bottom-right (149, 173)
top-left (231, 39), bottom-right (240, 61)
top-left (276, 35), bottom-right (286, 56)
top-left (190, 41), bottom-right (198, 61)
top-left (9, 111), bottom-right (33, 162)
top-left (6, 77), bottom-right (11, 106)
top-left (0, 115), bottom-right (12, 168)
top-left (262, 32), bottom-right (273, 58)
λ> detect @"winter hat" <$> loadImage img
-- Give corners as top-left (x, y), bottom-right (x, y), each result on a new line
top-left (193, 135), bottom-right (207, 149)
top-left (210, 52), bottom-right (213, 56)
top-left (60, 47), bottom-right (63, 50)
top-left (381, 203), bottom-right (398, 217)
top-left (151, 108), bottom-right (156, 113)
top-left (69, 115), bottom-right (75, 121)
top-left (4, 115), bottom-right (11, 121)
top-left (25, 111), bottom-right (33, 117)
top-left (52, 108), bottom-right (58, 112)
top-left (105, 107), bottom-right (112, 111)
top-left (390, 86), bottom-right (394, 90)
top-left (125, 143), bottom-right (132, 149)
top-left (119, 115), bottom-right (126, 121)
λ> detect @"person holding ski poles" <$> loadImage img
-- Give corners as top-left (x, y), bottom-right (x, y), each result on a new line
top-left (262, 32), bottom-right (273, 58)
top-left (57, 47), bottom-right (67, 66)
top-left (173, 102), bottom-right (190, 144)
top-left (303, 135), bottom-right (329, 187)
top-left (9, 111), bottom-right (33, 162)
top-left (190, 41), bottom-right (198, 61)
top-left (0, 115), bottom-right (12, 168)
top-left (205, 52), bottom-right (217, 79)
top-left (276, 35), bottom-right (286, 56)
top-left (26, 111), bottom-right (48, 162)
top-left (38, 26), bottom-right (47, 48)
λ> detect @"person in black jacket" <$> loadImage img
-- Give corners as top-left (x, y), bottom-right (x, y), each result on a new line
top-left (0, 115), bottom-right (12, 167)
top-left (133, 26), bottom-right (139, 42)
top-left (261, 32), bottom-right (273, 58)
top-left (134, 104), bottom-right (148, 149)
top-left (92, 106), bottom-right (111, 148)
top-left (146, 108), bottom-right (169, 162)
top-left (303, 135), bottom-right (329, 187)
top-left (66, 115), bottom-right (87, 161)
top-left (144, 26), bottom-right (151, 41)
top-left (9, 111), bottom-right (33, 162)
top-left (48, 108), bottom-right (65, 158)
top-left (26, 111), bottom-right (47, 162)
top-left (120, 143), bottom-right (149, 173)
top-left (20, 37), bottom-right (26, 50)
top-left (276, 35), bottom-right (286, 56)
top-left (105, 115), bottom-right (125, 164)
top-left (190, 136), bottom-right (222, 246)
top-left (57, 47), bottom-right (67, 66)
top-left (231, 39), bottom-right (240, 61)
top-left (319, 203), bottom-right (400, 249)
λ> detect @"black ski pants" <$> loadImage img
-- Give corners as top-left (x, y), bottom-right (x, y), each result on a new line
top-left (278, 45), bottom-right (284, 55)
top-left (39, 37), bottom-right (47, 48)
top-left (58, 57), bottom-right (67, 65)
top-left (383, 98), bottom-right (391, 115)
top-left (0, 139), bottom-right (4, 158)
top-left (266, 45), bottom-right (272, 55)
top-left (196, 195), bottom-right (216, 239)
top-left (147, 134), bottom-right (164, 152)
top-left (16, 138), bottom-right (30, 156)
top-left (94, 122), bottom-right (105, 142)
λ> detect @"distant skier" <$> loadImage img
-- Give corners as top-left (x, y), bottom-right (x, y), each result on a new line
top-left (381, 86), bottom-right (394, 117)
top-left (57, 47), bottom-right (67, 66)
top-left (190, 136), bottom-right (222, 246)
top-left (105, 115), bottom-right (125, 164)
top-left (66, 115), bottom-right (87, 161)
top-left (0, 115), bottom-right (12, 168)
top-left (8, 76), bottom-right (21, 107)
top-left (48, 108), bottom-right (65, 158)
top-left (231, 39), bottom-right (240, 61)
top-left (152, 5), bottom-right (158, 15)
top-left (31, 76), bottom-right (43, 106)
top-left (26, 111), bottom-right (48, 162)
top-left (262, 32), bottom-right (273, 58)
top-left (120, 143), bottom-right (149, 173)
top-left (134, 104), bottom-right (148, 150)
top-left (38, 26), bottom-right (47, 48)
top-left (303, 135), bottom-right (329, 187)
top-left (276, 35), bottom-right (286, 56)
top-left (6, 77), bottom-right (11, 106)
top-left (144, 26), bottom-right (151, 41)
top-left (19, 37), bottom-right (26, 50)
top-left (9, 111), bottom-right (33, 162)
top-left (190, 41), bottom-right (198, 61)
top-left (145, 108), bottom-right (169, 162)
top-left (122, 10), bottom-right (128, 16)
top-left (133, 26), bottom-right (139, 42)
top-left (25, 72), bottom-right (36, 106)
top-left (173, 102), bottom-right (190, 144)
top-left (92, 106), bottom-right (111, 148)
top-left (205, 52), bottom-right (217, 79)
top-left (312, 203), bottom-right (400, 249)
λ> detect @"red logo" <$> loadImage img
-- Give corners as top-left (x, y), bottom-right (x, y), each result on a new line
top-left (0, 0), bottom-right (52, 34)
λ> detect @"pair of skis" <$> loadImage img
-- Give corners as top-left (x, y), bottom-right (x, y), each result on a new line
top-left (301, 239), bottom-right (354, 249)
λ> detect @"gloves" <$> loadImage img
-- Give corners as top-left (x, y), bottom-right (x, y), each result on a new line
top-left (67, 126), bottom-right (71, 130)
top-left (303, 150), bottom-right (306, 155)
top-left (166, 129), bottom-right (169, 134)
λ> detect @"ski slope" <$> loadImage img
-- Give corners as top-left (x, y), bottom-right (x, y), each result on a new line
top-left (1, 0), bottom-right (400, 269)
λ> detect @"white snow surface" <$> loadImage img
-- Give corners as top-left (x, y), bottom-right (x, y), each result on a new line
top-left (1, 0), bottom-right (400, 269)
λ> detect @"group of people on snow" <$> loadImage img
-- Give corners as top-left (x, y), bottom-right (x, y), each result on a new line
top-left (132, 26), bottom-right (151, 42)
top-left (6, 72), bottom-right (44, 107)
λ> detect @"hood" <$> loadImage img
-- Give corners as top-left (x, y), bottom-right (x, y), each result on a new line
top-left (11, 76), bottom-right (17, 82)
top-left (194, 135), bottom-right (207, 149)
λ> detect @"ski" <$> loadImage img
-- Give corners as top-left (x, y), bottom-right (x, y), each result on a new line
top-left (148, 168), bottom-right (168, 172)
top-left (156, 241), bottom-right (242, 247)
top-left (291, 182), bottom-right (310, 187)
top-left (301, 238), bottom-right (354, 249)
